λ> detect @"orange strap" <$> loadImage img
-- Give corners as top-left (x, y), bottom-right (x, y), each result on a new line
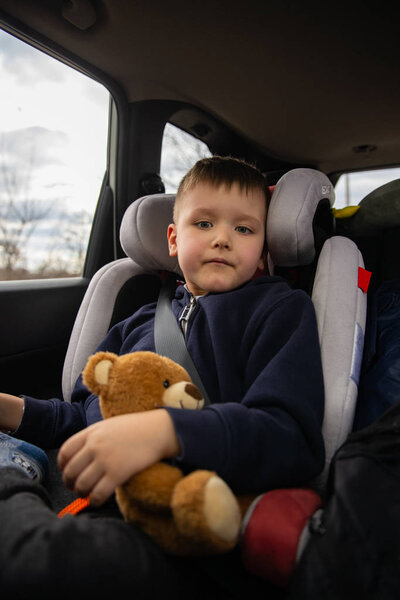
top-left (58, 496), bottom-right (90, 518)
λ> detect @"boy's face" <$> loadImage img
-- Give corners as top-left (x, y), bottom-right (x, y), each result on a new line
top-left (167, 182), bottom-right (266, 296)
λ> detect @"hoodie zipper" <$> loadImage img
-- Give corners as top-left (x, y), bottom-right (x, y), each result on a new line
top-left (179, 294), bottom-right (197, 338)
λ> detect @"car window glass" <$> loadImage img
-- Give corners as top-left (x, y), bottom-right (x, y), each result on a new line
top-left (0, 29), bottom-right (109, 281)
top-left (334, 168), bottom-right (400, 209)
top-left (160, 123), bottom-right (211, 192)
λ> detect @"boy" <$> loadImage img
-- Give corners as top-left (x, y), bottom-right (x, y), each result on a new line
top-left (0, 156), bottom-right (324, 596)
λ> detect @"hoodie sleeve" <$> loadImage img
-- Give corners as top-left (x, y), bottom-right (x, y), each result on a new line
top-left (15, 318), bottom-right (128, 448)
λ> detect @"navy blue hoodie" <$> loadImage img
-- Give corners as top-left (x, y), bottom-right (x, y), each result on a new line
top-left (18, 276), bottom-right (325, 494)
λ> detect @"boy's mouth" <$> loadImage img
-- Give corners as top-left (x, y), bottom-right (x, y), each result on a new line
top-left (206, 258), bottom-right (232, 267)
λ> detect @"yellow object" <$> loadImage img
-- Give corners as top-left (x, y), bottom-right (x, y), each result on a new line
top-left (332, 206), bottom-right (360, 219)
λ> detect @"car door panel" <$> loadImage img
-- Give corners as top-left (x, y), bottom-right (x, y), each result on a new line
top-left (0, 278), bottom-right (88, 399)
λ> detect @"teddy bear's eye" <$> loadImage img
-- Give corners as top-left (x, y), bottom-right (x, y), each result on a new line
top-left (163, 380), bottom-right (170, 388)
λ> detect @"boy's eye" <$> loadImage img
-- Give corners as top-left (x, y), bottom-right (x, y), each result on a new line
top-left (236, 226), bottom-right (252, 234)
top-left (196, 221), bottom-right (212, 229)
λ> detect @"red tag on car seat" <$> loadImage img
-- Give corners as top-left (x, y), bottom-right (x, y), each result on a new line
top-left (358, 267), bottom-right (372, 293)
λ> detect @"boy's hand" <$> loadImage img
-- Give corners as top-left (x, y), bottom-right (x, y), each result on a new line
top-left (0, 393), bottom-right (24, 432)
top-left (58, 410), bottom-right (180, 507)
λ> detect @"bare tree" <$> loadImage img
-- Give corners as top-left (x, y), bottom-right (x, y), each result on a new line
top-left (59, 209), bottom-right (91, 274)
top-left (0, 135), bottom-right (51, 275)
top-left (35, 209), bottom-right (92, 277)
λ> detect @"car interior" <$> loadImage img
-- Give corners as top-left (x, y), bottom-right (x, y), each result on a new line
top-left (0, 0), bottom-right (399, 595)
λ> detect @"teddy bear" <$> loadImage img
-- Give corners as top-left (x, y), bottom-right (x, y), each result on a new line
top-left (82, 350), bottom-right (244, 556)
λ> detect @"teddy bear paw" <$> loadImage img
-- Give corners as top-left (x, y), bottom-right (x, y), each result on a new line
top-left (203, 474), bottom-right (242, 545)
top-left (171, 470), bottom-right (241, 553)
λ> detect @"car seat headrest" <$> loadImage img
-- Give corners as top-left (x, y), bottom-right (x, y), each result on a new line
top-left (120, 169), bottom-right (334, 276)
top-left (120, 193), bottom-right (183, 276)
top-left (267, 168), bottom-right (335, 267)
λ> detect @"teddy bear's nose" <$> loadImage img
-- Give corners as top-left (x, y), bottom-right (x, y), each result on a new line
top-left (185, 383), bottom-right (203, 401)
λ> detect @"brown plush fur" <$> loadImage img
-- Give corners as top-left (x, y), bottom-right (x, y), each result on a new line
top-left (82, 351), bottom-right (248, 556)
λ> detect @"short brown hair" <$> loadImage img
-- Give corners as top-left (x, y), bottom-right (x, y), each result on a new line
top-left (174, 155), bottom-right (270, 221)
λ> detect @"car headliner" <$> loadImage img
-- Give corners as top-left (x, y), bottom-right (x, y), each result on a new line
top-left (0, 0), bottom-right (399, 175)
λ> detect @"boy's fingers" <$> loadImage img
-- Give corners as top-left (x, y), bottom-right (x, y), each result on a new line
top-left (57, 429), bottom-right (88, 470)
top-left (89, 475), bottom-right (116, 507)
top-left (60, 446), bottom-right (93, 490)
top-left (73, 461), bottom-right (104, 499)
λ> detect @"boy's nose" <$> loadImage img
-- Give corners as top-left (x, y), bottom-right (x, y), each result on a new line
top-left (212, 237), bottom-right (231, 249)
top-left (212, 227), bottom-right (231, 249)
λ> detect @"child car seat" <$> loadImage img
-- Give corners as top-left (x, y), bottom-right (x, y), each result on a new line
top-left (63, 168), bottom-right (368, 487)
top-left (61, 168), bottom-right (368, 587)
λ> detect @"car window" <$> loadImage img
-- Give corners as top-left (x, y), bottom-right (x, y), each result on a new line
top-left (0, 28), bottom-right (109, 281)
top-left (160, 123), bottom-right (211, 192)
top-left (334, 168), bottom-right (400, 209)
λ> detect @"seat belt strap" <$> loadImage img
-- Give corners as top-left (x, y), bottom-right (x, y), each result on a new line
top-left (154, 275), bottom-right (210, 406)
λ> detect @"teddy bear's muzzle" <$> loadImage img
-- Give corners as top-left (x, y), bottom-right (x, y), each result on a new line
top-left (162, 381), bottom-right (204, 410)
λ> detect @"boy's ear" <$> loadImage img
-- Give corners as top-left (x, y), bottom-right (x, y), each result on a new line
top-left (82, 351), bottom-right (118, 396)
top-left (167, 223), bottom-right (178, 257)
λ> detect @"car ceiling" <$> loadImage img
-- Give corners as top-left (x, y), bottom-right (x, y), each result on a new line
top-left (0, 0), bottom-right (399, 175)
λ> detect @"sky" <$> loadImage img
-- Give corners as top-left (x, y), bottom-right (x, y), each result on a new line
top-left (0, 28), bottom-right (109, 210)
top-left (0, 27), bottom-right (109, 271)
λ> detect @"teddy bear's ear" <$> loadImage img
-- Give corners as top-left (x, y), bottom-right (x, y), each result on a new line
top-left (82, 351), bottom-right (118, 396)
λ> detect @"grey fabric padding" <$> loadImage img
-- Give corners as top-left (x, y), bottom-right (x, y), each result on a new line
top-left (62, 258), bottom-right (148, 401)
top-left (267, 168), bottom-right (335, 267)
top-left (120, 194), bottom-right (182, 276)
top-left (63, 194), bottom-right (182, 401)
top-left (311, 236), bottom-right (367, 490)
